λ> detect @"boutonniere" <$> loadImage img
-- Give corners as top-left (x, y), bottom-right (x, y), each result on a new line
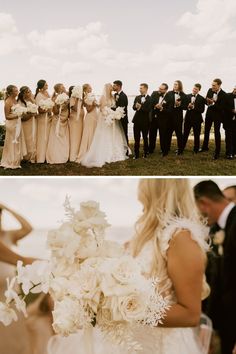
top-left (213, 230), bottom-right (225, 255)
top-left (162, 100), bottom-right (166, 105)
top-left (141, 97), bottom-right (146, 104)
top-left (115, 94), bottom-right (120, 102)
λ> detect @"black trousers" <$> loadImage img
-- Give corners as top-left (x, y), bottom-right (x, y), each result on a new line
top-left (220, 315), bottom-right (236, 354)
top-left (149, 116), bottom-right (169, 154)
top-left (121, 118), bottom-right (129, 144)
top-left (183, 117), bottom-right (202, 152)
top-left (225, 121), bottom-right (236, 156)
top-left (167, 114), bottom-right (184, 152)
top-left (133, 123), bottom-right (149, 157)
top-left (202, 113), bottom-right (222, 154)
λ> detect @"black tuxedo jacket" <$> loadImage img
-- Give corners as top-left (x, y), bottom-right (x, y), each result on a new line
top-left (165, 91), bottom-right (187, 115)
top-left (115, 91), bottom-right (128, 123)
top-left (205, 88), bottom-right (227, 121)
top-left (185, 93), bottom-right (205, 122)
top-left (224, 93), bottom-right (236, 129)
top-left (132, 95), bottom-right (151, 125)
top-left (150, 91), bottom-right (169, 120)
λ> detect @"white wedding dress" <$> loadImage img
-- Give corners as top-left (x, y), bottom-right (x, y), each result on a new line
top-left (47, 218), bottom-right (210, 354)
top-left (80, 92), bottom-right (128, 168)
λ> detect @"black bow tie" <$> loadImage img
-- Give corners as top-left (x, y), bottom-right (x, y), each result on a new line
top-left (192, 94), bottom-right (196, 97)
top-left (174, 92), bottom-right (179, 95)
top-left (159, 94), bottom-right (164, 97)
top-left (141, 95), bottom-right (146, 98)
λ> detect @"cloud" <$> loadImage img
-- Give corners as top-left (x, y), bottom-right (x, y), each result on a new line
top-left (27, 22), bottom-right (108, 55)
top-left (0, 12), bottom-right (25, 56)
top-left (178, 0), bottom-right (236, 41)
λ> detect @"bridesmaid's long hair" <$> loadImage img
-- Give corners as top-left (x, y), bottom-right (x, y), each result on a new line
top-left (18, 86), bottom-right (29, 106)
top-left (35, 79), bottom-right (46, 98)
top-left (82, 83), bottom-right (90, 101)
top-left (52, 83), bottom-right (63, 99)
top-left (130, 179), bottom-right (206, 275)
top-left (69, 86), bottom-right (74, 98)
top-left (4, 85), bottom-right (17, 101)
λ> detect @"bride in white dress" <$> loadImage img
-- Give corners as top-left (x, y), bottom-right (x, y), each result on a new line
top-left (48, 179), bottom-right (211, 354)
top-left (80, 83), bottom-right (128, 168)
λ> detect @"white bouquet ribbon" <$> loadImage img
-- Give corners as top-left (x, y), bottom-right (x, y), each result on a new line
top-left (38, 99), bottom-right (54, 141)
top-left (55, 94), bottom-right (69, 137)
top-left (26, 102), bottom-right (38, 144)
top-left (11, 104), bottom-right (27, 144)
top-left (76, 99), bottom-right (82, 121)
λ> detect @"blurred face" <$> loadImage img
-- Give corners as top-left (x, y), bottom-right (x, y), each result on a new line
top-left (86, 85), bottom-right (92, 93)
top-left (192, 86), bottom-right (200, 95)
top-left (195, 197), bottom-right (218, 225)
top-left (11, 86), bottom-right (19, 98)
top-left (24, 88), bottom-right (32, 100)
top-left (233, 88), bottom-right (236, 95)
top-left (112, 83), bottom-right (121, 92)
top-left (139, 85), bottom-right (148, 95)
top-left (173, 81), bottom-right (180, 92)
top-left (223, 188), bottom-right (236, 203)
top-left (212, 81), bottom-right (220, 92)
top-left (59, 84), bottom-right (66, 94)
top-left (159, 85), bottom-right (168, 95)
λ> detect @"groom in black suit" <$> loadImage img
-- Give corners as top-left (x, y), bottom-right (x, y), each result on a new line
top-left (113, 80), bottom-right (129, 144)
top-left (194, 180), bottom-right (236, 354)
top-left (200, 78), bottom-right (227, 159)
top-left (183, 83), bottom-right (205, 153)
top-left (132, 83), bottom-right (151, 159)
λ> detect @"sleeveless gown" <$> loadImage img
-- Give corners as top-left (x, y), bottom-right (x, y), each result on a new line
top-left (47, 218), bottom-right (210, 354)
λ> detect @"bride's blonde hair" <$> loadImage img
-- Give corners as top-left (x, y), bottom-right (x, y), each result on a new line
top-left (131, 179), bottom-right (202, 275)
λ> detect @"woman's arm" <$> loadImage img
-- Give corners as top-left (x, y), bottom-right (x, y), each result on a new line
top-left (0, 240), bottom-right (34, 265)
top-left (4, 101), bottom-right (17, 120)
top-left (0, 204), bottom-right (33, 244)
top-left (161, 230), bottom-right (205, 328)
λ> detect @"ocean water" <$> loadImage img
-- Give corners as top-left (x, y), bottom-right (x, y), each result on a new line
top-left (17, 226), bottom-right (133, 259)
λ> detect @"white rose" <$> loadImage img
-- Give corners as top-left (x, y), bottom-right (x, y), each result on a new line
top-left (104, 293), bottom-right (146, 322)
top-left (97, 240), bottom-right (124, 258)
top-left (110, 256), bottom-right (142, 285)
top-left (0, 302), bottom-right (17, 326)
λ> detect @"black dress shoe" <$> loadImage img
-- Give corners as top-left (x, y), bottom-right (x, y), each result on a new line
top-left (226, 155), bottom-right (234, 160)
top-left (212, 154), bottom-right (219, 160)
top-left (143, 154), bottom-right (148, 158)
top-left (176, 151), bottom-right (183, 156)
top-left (199, 148), bottom-right (209, 153)
top-left (162, 152), bottom-right (168, 157)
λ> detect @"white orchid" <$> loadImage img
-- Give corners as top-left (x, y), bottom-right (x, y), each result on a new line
top-left (0, 302), bottom-right (17, 326)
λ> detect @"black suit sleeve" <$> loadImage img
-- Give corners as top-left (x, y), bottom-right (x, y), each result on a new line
top-left (133, 96), bottom-right (138, 111)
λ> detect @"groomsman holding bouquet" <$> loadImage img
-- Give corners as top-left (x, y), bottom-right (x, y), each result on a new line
top-left (132, 83), bottom-right (151, 159)
top-left (183, 83), bottom-right (205, 154)
top-left (149, 83), bottom-right (170, 157)
top-left (200, 78), bottom-right (227, 160)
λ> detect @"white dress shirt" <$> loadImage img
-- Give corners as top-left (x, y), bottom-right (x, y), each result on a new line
top-left (217, 202), bottom-right (235, 229)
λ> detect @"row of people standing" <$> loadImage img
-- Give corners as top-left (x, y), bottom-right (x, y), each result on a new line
top-left (0, 80), bottom-right (99, 169)
top-left (132, 79), bottom-right (236, 160)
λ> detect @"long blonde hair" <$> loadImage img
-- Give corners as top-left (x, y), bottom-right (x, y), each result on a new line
top-left (131, 179), bottom-right (202, 275)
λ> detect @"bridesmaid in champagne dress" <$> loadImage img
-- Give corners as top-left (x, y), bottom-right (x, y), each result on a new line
top-left (77, 84), bottom-right (98, 163)
top-left (18, 86), bottom-right (37, 163)
top-left (0, 203), bottom-right (32, 354)
top-left (68, 86), bottom-right (84, 162)
top-left (35, 80), bottom-right (52, 163)
top-left (0, 85), bottom-right (27, 169)
top-left (46, 83), bottom-right (70, 164)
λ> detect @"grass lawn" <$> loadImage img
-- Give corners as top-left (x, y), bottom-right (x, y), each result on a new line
top-left (0, 140), bottom-right (235, 176)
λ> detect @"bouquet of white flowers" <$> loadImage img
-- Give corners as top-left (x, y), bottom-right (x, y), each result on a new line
top-left (71, 86), bottom-right (83, 100)
top-left (0, 198), bottom-right (169, 352)
top-left (55, 93), bottom-right (69, 106)
top-left (38, 98), bottom-right (54, 111)
top-left (103, 106), bottom-right (125, 126)
top-left (26, 102), bottom-right (38, 115)
top-left (84, 93), bottom-right (97, 106)
top-left (11, 104), bottom-right (27, 117)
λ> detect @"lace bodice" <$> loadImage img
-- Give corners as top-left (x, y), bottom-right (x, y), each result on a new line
top-left (135, 218), bottom-right (210, 302)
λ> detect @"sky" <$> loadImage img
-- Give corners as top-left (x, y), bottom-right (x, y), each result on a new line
top-left (0, 177), bottom-right (236, 230)
top-left (0, 0), bottom-right (236, 96)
